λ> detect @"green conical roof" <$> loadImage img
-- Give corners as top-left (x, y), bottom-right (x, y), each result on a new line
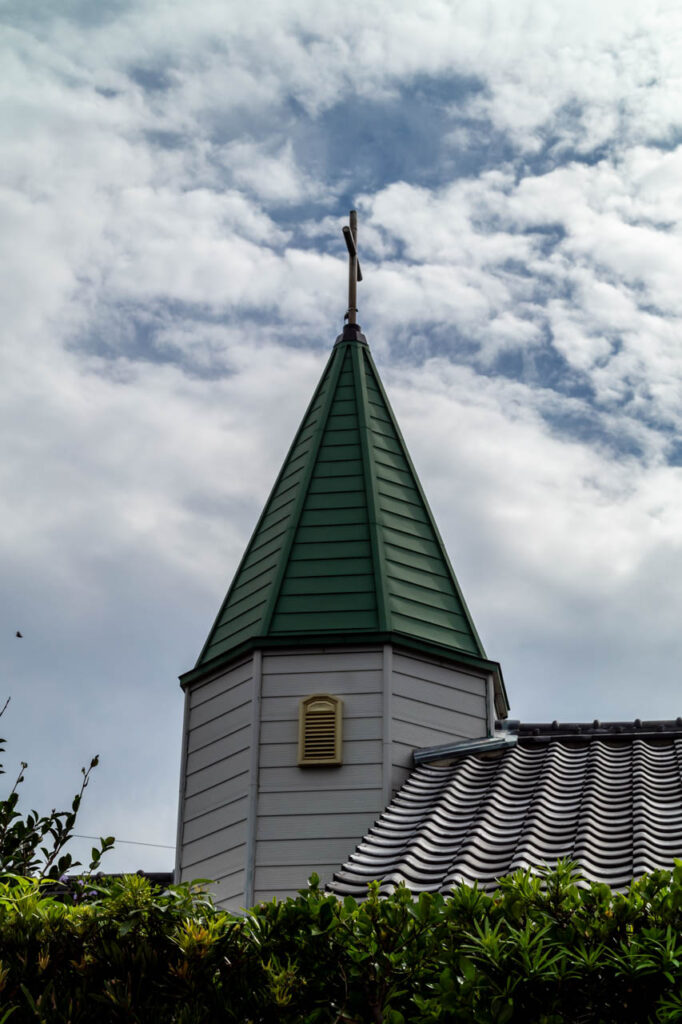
top-left (193, 325), bottom-right (488, 673)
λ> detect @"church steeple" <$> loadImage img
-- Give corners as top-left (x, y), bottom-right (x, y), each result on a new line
top-left (185, 211), bottom-right (497, 689)
top-left (176, 213), bottom-right (507, 910)
top-left (190, 318), bottom-right (488, 677)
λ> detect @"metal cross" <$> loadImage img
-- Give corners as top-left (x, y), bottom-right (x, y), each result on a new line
top-left (342, 210), bottom-right (363, 325)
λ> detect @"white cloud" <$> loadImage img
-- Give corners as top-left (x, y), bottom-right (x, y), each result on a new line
top-left (386, 356), bottom-right (682, 720)
top-left (3, 0), bottom-right (682, 872)
top-left (220, 139), bottom-right (329, 204)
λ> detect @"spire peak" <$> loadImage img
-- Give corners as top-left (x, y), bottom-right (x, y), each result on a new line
top-left (190, 336), bottom-right (489, 678)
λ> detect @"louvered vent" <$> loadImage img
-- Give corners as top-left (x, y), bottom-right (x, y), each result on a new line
top-left (298, 695), bottom-right (343, 767)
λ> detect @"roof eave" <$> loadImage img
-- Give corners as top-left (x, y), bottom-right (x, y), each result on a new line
top-left (179, 629), bottom-right (507, 693)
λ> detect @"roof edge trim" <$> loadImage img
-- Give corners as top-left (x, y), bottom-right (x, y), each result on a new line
top-left (363, 346), bottom-right (488, 659)
top-left (179, 631), bottom-right (505, 691)
top-left (193, 345), bottom-right (337, 668)
top-left (414, 732), bottom-right (517, 765)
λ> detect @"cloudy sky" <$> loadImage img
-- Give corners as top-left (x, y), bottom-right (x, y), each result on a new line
top-left (2, 0), bottom-right (682, 873)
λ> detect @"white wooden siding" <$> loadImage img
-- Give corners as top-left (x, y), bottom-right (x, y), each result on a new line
top-left (254, 647), bottom-right (385, 902)
top-left (258, 811), bottom-right (377, 840)
top-left (178, 644), bottom-right (493, 909)
top-left (178, 658), bottom-right (254, 911)
top-left (261, 692), bottom-right (382, 721)
top-left (258, 787), bottom-right (383, 816)
top-left (189, 659), bottom-right (253, 707)
top-left (391, 650), bottom-right (488, 758)
top-left (211, 869), bottom-right (246, 906)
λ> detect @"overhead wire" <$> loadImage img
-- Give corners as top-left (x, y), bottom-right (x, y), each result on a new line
top-left (73, 834), bottom-right (175, 850)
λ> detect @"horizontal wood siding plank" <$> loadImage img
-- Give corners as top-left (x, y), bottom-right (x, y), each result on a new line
top-left (258, 764), bottom-right (381, 792)
top-left (258, 788), bottom-right (383, 816)
top-left (392, 681), bottom-right (486, 720)
top-left (184, 771), bottom-right (249, 821)
top-left (391, 692), bottom-right (485, 733)
top-left (393, 716), bottom-right (482, 747)
top-left (182, 842), bottom-right (246, 879)
top-left (190, 661), bottom-right (252, 708)
top-left (187, 701), bottom-right (251, 753)
top-left (259, 738), bottom-right (381, 768)
top-left (256, 837), bottom-right (363, 867)
top-left (255, 865), bottom-right (341, 893)
top-left (261, 669), bottom-right (382, 697)
top-left (257, 811), bottom-right (377, 841)
top-left (264, 650), bottom-right (382, 674)
top-left (182, 820), bottom-right (247, 870)
top-left (185, 747), bottom-right (250, 796)
top-left (186, 724), bottom-right (251, 775)
top-left (261, 693), bottom-right (382, 721)
top-left (211, 869), bottom-right (246, 908)
top-left (260, 716), bottom-right (382, 744)
top-left (190, 678), bottom-right (252, 728)
top-left (393, 652), bottom-right (486, 693)
top-left (183, 796), bottom-right (249, 844)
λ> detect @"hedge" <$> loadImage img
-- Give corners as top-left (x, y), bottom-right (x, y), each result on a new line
top-left (2, 862), bottom-right (682, 1022)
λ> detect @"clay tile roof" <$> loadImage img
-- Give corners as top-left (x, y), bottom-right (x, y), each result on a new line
top-left (329, 720), bottom-right (682, 896)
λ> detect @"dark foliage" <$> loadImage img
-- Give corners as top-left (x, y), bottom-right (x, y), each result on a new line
top-left (0, 699), bottom-right (114, 881)
top-left (2, 863), bottom-right (682, 1022)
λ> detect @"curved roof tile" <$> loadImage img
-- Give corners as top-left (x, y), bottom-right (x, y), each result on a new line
top-left (330, 723), bottom-right (682, 895)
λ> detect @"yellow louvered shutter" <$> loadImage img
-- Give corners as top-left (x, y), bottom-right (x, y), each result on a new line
top-left (298, 695), bottom-right (343, 766)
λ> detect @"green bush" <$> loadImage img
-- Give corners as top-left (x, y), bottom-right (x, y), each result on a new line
top-left (2, 862), bottom-right (682, 1022)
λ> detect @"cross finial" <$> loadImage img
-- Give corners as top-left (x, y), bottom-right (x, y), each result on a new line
top-left (342, 210), bottom-right (363, 325)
